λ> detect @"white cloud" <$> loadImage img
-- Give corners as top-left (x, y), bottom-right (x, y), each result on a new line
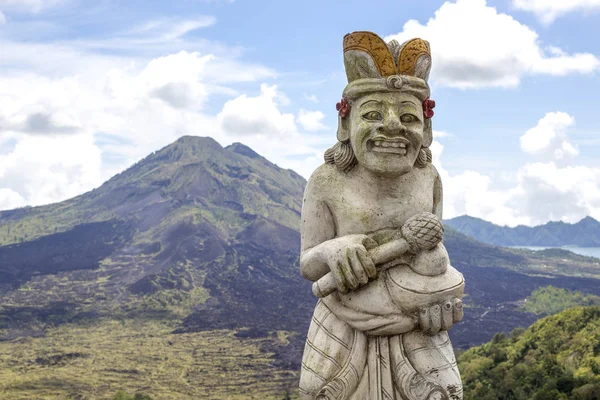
top-left (0, 57), bottom-right (207, 208)
top-left (218, 84), bottom-right (297, 137)
top-left (215, 86), bottom-right (332, 178)
top-left (436, 113), bottom-right (600, 226)
top-left (443, 169), bottom-right (527, 226)
top-left (0, 188), bottom-right (25, 210)
top-left (385, 0), bottom-right (600, 89)
top-left (520, 112), bottom-right (579, 162)
top-left (0, 75), bottom-right (85, 136)
top-left (432, 137), bottom-right (530, 226)
top-left (512, 0), bottom-right (600, 24)
top-left (304, 93), bottom-right (319, 103)
top-left (0, 51), bottom-right (215, 142)
top-left (0, 14), bottom-right (263, 78)
top-left (0, 133), bottom-right (102, 208)
top-left (433, 130), bottom-right (451, 139)
top-left (202, 58), bottom-right (276, 84)
top-left (0, 0), bottom-right (66, 13)
top-left (430, 130), bottom-right (452, 166)
top-left (297, 109), bottom-right (326, 132)
top-left (510, 162), bottom-right (600, 224)
top-left (123, 51), bottom-right (213, 110)
top-left (0, 10), bottom-right (6, 24)
top-left (123, 17), bottom-right (216, 41)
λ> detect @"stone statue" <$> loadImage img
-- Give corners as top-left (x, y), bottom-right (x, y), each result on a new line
top-left (299, 31), bottom-right (465, 400)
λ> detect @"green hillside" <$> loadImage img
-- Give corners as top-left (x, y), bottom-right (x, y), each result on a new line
top-left (459, 306), bottom-right (600, 400)
top-left (0, 319), bottom-right (298, 400)
top-left (521, 286), bottom-right (600, 316)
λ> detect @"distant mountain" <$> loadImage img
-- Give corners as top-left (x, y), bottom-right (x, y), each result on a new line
top-left (1, 136), bottom-right (599, 398)
top-left (459, 306), bottom-right (600, 399)
top-left (445, 215), bottom-right (600, 247)
top-left (0, 136), bottom-right (311, 335)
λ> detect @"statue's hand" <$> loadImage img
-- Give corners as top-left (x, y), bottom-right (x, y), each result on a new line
top-left (321, 234), bottom-right (378, 293)
top-left (418, 298), bottom-right (463, 335)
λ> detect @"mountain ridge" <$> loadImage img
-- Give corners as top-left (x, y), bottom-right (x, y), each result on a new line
top-left (445, 214), bottom-right (600, 247)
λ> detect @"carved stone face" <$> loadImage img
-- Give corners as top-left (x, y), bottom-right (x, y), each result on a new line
top-left (348, 92), bottom-right (424, 176)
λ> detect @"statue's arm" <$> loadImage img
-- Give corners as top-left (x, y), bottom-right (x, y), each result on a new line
top-left (299, 177), bottom-right (336, 282)
top-left (432, 165), bottom-right (443, 219)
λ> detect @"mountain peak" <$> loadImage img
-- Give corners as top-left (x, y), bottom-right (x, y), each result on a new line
top-left (142, 135), bottom-right (224, 165)
top-left (446, 215), bottom-right (496, 226)
top-left (225, 142), bottom-right (262, 159)
top-left (170, 135), bottom-right (223, 153)
top-left (176, 134), bottom-right (219, 145)
top-left (451, 215), bottom-right (485, 222)
top-left (578, 216), bottom-right (600, 227)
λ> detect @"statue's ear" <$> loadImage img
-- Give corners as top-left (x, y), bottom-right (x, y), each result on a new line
top-left (422, 118), bottom-right (433, 148)
top-left (336, 116), bottom-right (350, 142)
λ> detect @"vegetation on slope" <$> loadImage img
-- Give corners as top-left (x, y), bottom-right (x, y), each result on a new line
top-left (112, 391), bottom-right (152, 400)
top-left (459, 306), bottom-right (600, 400)
top-left (521, 286), bottom-right (600, 316)
top-left (0, 319), bottom-right (299, 400)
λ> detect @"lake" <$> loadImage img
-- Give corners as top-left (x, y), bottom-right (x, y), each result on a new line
top-left (508, 246), bottom-right (600, 259)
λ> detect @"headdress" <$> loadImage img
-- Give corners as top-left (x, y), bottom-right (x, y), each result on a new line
top-left (327, 31), bottom-right (435, 171)
top-left (337, 32), bottom-right (435, 147)
top-left (342, 32), bottom-right (431, 100)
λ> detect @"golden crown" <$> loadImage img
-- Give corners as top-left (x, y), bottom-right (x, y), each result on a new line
top-left (343, 31), bottom-right (432, 82)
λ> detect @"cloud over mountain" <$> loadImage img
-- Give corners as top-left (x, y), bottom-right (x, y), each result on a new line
top-left (520, 112), bottom-right (578, 162)
top-left (386, 0), bottom-right (600, 89)
top-left (434, 111), bottom-right (600, 226)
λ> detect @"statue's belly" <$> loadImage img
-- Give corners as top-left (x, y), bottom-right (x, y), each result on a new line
top-left (338, 265), bottom-right (465, 315)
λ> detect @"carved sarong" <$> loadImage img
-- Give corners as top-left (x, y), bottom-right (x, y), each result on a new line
top-left (299, 295), bottom-right (463, 400)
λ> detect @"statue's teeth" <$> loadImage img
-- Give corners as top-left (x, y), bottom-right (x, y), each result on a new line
top-left (372, 140), bottom-right (408, 151)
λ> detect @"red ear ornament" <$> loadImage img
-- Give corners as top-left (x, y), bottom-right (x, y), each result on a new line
top-left (336, 98), bottom-right (350, 118)
top-left (423, 98), bottom-right (435, 119)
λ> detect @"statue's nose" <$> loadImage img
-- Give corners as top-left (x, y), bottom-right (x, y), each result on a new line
top-left (378, 112), bottom-right (406, 136)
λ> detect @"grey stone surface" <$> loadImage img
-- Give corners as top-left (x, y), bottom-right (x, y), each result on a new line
top-left (298, 32), bottom-right (465, 400)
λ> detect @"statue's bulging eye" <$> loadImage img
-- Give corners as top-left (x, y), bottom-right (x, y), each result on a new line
top-left (363, 111), bottom-right (382, 121)
top-left (400, 114), bottom-right (418, 124)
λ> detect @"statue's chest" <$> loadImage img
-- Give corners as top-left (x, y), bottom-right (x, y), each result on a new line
top-left (330, 180), bottom-right (434, 235)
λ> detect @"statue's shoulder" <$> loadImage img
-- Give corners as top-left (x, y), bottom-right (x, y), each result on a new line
top-left (428, 163), bottom-right (442, 186)
top-left (416, 162), bottom-right (440, 182)
top-left (304, 163), bottom-right (343, 199)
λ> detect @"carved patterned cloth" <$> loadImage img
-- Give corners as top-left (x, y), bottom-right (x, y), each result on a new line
top-left (299, 295), bottom-right (463, 400)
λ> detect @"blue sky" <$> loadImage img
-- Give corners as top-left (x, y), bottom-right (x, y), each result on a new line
top-left (0, 0), bottom-right (599, 226)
